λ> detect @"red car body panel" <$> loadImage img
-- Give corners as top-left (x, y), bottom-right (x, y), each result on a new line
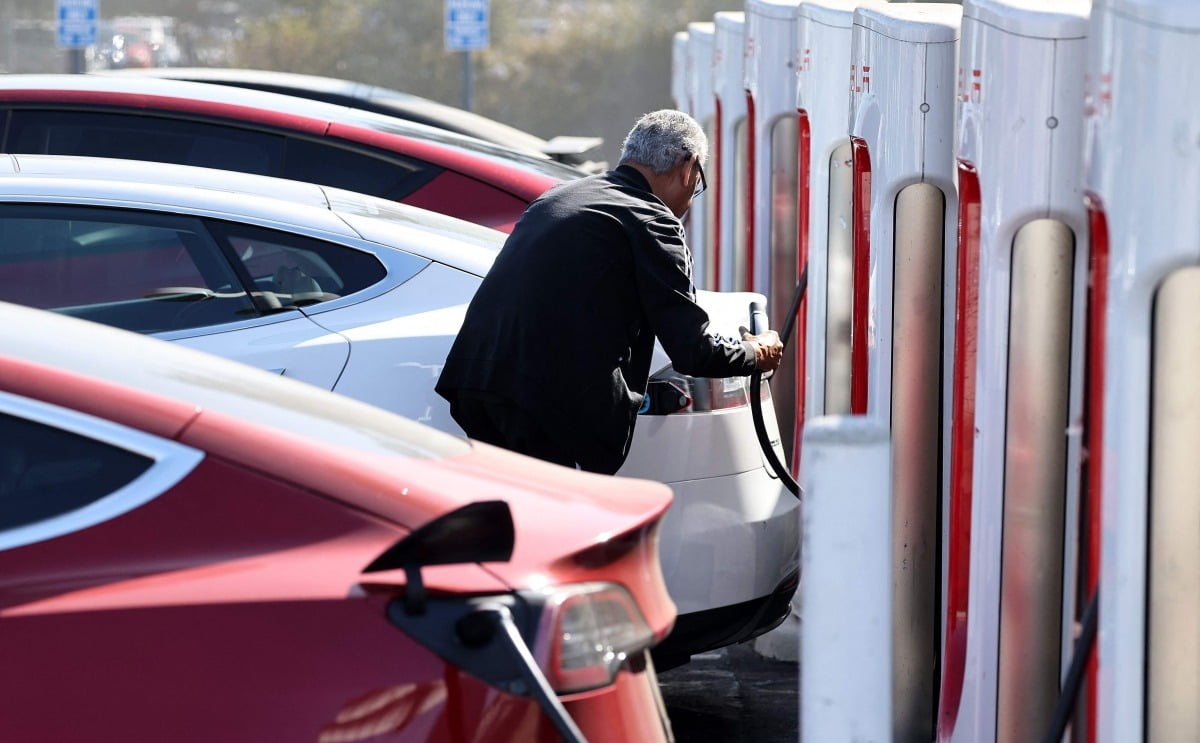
top-left (0, 304), bottom-right (676, 742)
top-left (0, 355), bottom-right (199, 440)
top-left (0, 87), bottom-right (564, 233)
top-left (400, 170), bottom-right (529, 233)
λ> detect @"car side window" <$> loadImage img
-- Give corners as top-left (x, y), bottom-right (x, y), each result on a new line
top-left (282, 137), bottom-right (439, 201)
top-left (0, 205), bottom-right (261, 333)
top-left (205, 220), bottom-right (388, 306)
top-left (0, 412), bottom-right (152, 531)
top-left (4, 110), bottom-right (285, 176)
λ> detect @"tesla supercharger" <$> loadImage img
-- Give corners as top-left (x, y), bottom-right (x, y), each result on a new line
top-left (794, 0), bottom-right (886, 463)
top-left (848, 5), bottom-right (960, 741)
top-left (1085, 2), bottom-right (1200, 741)
top-left (940, 3), bottom-right (1091, 743)
top-left (744, 0), bottom-right (800, 459)
top-left (713, 11), bottom-right (747, 294)
top-left (687, 21), bottom-right (717, 290)
top-left (672, 30), bottom-right (689, 112)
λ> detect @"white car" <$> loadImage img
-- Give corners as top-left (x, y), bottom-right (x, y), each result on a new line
top-left (0, 154), bottom-right (799, 666)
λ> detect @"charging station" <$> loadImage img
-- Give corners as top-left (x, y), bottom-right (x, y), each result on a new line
top-left (940, 3), bottom-right (1091, 742)
top-left (687, 21), bottom-right (717, 290)
top-left (744, 0), bottom-right (800, 459)
top-left (713, 11), bottom-right (747, 293)
top-left (794, 0), bottom-right (885, 465)
top-left (672, 29), bottom-right (689, 113)
top-left (1085, 1), bottom-right (1200, 740)
top-left (848, 5), bottom-right (961, 740)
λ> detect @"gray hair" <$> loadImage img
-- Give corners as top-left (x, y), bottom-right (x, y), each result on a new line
top-left (619, 109), bottom-right (708, 174)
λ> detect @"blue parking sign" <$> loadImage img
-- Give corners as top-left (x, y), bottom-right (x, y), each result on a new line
top-left (56, 0), bottom-right (97, 48)
top-left (445, 0), bottom-right (489, 52)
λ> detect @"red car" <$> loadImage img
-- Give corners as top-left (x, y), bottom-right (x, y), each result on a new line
top-left (0, 75), bottom-right (581, 232)
top-left (0, 301), bottom-right (675, 742)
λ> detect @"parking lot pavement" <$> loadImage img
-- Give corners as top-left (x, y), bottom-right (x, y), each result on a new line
top-left (659, 642), bottom-right (799, 742)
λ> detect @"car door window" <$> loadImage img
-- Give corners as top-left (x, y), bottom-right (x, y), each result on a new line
top-left (2, 109), bottom-right (439, 201)
top-left (0, 412), bottom-right (152, 531)
top-left (205, 220), bottom-right (388, 306)
top-left (0, 205), bottom-right (261, 333)
top-left (4, 110), bottom-right (285, 175)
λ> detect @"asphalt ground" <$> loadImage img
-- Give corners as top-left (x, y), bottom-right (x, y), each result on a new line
top-left (659, 642), bottom-right (799, 742)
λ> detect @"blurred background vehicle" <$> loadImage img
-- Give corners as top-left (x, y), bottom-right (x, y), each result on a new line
top-left (0, 74), bottom-right (582, 232)
top-left (0, 153), bottom-right (799, 669)
top-left (0, 299), bottom-right (677, 742)
top-left (94, 16), bottom-right (184, 70)
top-left (103, 67), bottom-right (608, 172)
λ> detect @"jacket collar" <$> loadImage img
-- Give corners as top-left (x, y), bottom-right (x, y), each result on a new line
top-left (612, 163), bottom-right (653, 194)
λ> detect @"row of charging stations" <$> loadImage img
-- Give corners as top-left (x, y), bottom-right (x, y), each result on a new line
top-left (673, 0), bottom-right (1200, 741)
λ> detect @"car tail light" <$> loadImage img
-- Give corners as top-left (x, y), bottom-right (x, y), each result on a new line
top-left (532, 582), bottom-right (654, 695)
top-left (641, 366), bottom-right (768, 415)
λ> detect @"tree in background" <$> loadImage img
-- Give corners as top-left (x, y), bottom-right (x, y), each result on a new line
top-left (0, 0), bottom-right (730, 165)
top-left (230, 0), bottom-right (731, 164)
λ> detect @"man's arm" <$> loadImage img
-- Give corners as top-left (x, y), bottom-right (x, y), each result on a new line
top-left (634, 215), bottom-right (783, 377)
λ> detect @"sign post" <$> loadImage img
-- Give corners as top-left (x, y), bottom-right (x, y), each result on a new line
top-left (56, 0), bottom-right (97, 74)
top-left (445, 0), bottom-right (490, 112)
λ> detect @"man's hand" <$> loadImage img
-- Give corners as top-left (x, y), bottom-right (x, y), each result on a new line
top-left (743, 330), bottom-right (784, 372)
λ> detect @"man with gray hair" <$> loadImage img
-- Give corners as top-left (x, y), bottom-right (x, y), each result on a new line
top-left (436, 109), bottom-right (783, 474)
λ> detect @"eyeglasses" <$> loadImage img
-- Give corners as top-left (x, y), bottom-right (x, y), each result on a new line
top-left (693, 160), bottom-right (708, 198)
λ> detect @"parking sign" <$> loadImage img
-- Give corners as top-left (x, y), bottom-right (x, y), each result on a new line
top-left (56, 0), bottom-right (97, 48)
top-left (445, 0), bottom-right (489, 52)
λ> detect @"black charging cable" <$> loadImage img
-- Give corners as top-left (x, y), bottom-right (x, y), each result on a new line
top-left (1042, 587), bottom-right (1099, 743)
top-left (748, 266), bottom-right (808, 499)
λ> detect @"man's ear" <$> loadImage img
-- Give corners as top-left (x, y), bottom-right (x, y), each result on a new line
top-left (683, 156), bottom-right (698, 186)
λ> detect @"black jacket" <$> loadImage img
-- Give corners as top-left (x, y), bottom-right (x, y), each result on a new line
top-left (435, 165), bottom-right (757, 474)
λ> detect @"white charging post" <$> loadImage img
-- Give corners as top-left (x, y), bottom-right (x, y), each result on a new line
top-left (743, 0), bottom-right (801, 460)
top-left (713, 11), bottom-right (748, 293)
top-left (794, 0), bottom-right (886, 467)
top-left (1085, 1), bottom-right (1200, 741)
top-left (672, 29), bottom-right (690, 112)
top-left (799, 416), bottom-right (892, 743)
top-left (848, 5), bottom-right (961, 740)
top-left (941, 3), bottom-right (1091, 742)
top-left (687, 21), bottom-right (717, 290)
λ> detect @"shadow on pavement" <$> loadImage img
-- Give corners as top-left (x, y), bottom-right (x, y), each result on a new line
top-left (659, 642), bottom-right (799, 742)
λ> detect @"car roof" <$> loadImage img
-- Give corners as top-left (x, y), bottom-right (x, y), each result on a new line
top-left (0, 153), bottom-right (503, 276)
top-left (0, 74), bottom-right (585, 183)
top-left (104, 67), bottom-right (558, 157)
top-left (0, 300), bottom-right (471, 462)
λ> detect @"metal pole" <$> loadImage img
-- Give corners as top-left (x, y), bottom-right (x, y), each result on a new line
top-left (462, 50), bottom-right (473, 112)
top-left (69, 48), bottom-right (85, 74)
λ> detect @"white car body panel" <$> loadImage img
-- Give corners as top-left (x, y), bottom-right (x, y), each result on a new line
top-left (0, 153), bottom-right (799, 645)
top-left (176, 311), bottom-right (351, 388)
